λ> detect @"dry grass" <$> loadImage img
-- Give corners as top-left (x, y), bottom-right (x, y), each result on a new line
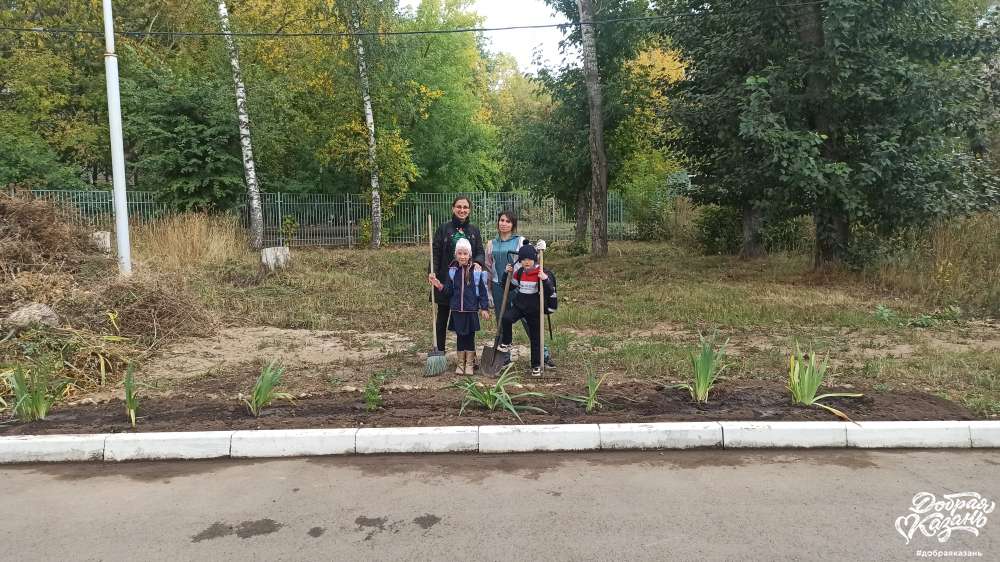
top-left (132, 213), bottom-right (250, 270)
top-left (877, 212), bottom-right (1000, 315)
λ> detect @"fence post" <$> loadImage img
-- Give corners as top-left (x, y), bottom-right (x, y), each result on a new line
top-left (275, 192), bottom-right (284, 246)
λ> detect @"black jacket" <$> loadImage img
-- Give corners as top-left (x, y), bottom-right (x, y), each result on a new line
top-left (431, 217), bottom-right (485, 304)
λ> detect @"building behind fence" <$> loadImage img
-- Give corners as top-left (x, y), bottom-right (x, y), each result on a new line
top-left (21, 189), bottom-right (637, 247)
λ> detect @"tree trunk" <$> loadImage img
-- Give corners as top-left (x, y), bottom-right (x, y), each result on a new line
top-left (573, 187), bottom-right (590, 248)
top-left (739, 206), bottom-right (766, 259)
top-left (576, 0), bottom-right (609, 257)
top-left (351, 9), bottom-right (382, 249)
top-left (813, 209), bottom-right (850, 267)
top-left (796, 2), bottom-right (848, 267)
top-left (217, 1), bottom-right (263, 250)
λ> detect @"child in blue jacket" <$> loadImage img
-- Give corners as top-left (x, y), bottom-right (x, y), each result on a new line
top-left (429, 238), bottom-right (490, 375)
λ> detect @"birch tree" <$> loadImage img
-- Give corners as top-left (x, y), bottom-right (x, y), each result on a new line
top-left (217, 0), bottom-right (264, 250)
top-left (350, 9), bottom-right (383, 249)
top-left (576, 0), bottom-right (609, 257)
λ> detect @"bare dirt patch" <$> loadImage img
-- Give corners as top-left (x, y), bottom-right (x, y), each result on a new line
top-left (141, 326), bottom-right (413, 384)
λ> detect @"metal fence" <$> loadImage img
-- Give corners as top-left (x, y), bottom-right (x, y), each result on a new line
top-left (19, 189), bottom-right (636, 247)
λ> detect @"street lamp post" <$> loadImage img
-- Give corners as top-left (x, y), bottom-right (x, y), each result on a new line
top-left (101, 0), bottom-right (133, 276)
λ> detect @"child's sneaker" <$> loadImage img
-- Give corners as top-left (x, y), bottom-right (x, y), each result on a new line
top-left (496, 344), bottom-right (511, 353)
top-left (530, 366), bottom-right (543, 377)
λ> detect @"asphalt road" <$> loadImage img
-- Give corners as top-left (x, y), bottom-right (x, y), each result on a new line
top-left (1, 449), bottom-right (998, 561)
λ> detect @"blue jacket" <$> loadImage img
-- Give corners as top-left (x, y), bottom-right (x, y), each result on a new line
top-left (440, 262), bottom-right (490, 313)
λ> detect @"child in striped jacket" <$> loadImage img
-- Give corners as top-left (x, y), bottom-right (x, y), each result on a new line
top-left (496, 244), bottom-right (554, 377)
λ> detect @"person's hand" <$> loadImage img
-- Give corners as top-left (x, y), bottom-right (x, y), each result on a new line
top-left (480, 310), bottom-right (490, 320)
top-left (539, 271), bottom-right (548, 281)
top-left (505, 264), bottom-right (514, 273)
top-left (473, 263), bottom-right (482, 272)
top-left (428, 272), bottom-right (437, 283)
top-left (535, 239), bottom-right (547, 251)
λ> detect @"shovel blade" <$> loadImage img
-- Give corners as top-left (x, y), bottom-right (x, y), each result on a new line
top-left (480, 345), bottom-right (509, 376)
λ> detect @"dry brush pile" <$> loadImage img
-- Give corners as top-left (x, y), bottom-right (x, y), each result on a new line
top-left (0, 192), bottom-right (214, 397)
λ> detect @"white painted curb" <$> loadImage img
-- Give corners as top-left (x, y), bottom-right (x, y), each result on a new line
top-left (480, 424), bottom-right (601, 453)
top-left (231, 429), bottom-right (357, 458)
top-left (600, 422), bottom-right (722, 449)
top-left (970, 421), bottom-right (1000, 448)
top-left (1, 420), bottom-right (996, 463)
top-left (847, 421), bottom-right (972, 448)
top-left (105, 431), bottom-right (233, 461)
top-left (721, 421), bottom-right (849, 448)
top-left (356, 426), bottom-right (478, 454)
top-left (0, 434), bottom-right (107, 464)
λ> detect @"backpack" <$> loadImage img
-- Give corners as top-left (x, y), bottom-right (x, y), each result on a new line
top-left (543, 268), bottom-right (558, 314)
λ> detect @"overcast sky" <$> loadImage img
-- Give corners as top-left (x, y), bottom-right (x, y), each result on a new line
top-left (398, 0), bottom-right (572, 72)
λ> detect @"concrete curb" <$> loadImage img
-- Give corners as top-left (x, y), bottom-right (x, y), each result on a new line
top-left (0, 421), bottom-right (997, 463)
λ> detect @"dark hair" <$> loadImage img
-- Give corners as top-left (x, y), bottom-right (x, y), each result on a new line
top-left (497, 210), bottom-right (518, 232)
top-left (451, 196), bottom-right (472, 208)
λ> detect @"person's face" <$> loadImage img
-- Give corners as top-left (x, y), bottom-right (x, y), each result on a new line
top-left (456, 248), bottom-right (471, 264)
top-left (520, 257), bottom-right (535, 269)
top-left (498, 215), bottom-right (513, 234)
top-left (453, 199), bottom-right (471, 221)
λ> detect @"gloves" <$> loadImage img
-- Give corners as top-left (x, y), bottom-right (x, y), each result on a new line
top-left (535, 239), bottom-right (547, 251)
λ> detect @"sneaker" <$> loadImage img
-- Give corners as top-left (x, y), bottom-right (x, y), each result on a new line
top-left (544, 357), bottom-right (556, 369)
top-left (530, 366), bottom-right (542, 377)
top-left (496, 344), bottom-right (511, 353)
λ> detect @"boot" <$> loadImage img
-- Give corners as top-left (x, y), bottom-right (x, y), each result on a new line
top-left (464, 351), bottom-right (475, 376)
top-left (455, 351), bottom-right (466, 375)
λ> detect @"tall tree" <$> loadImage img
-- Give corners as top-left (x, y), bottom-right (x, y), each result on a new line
top-left (576, 0), bottom-right (609, 256)
top-left (349, 8), bottom-right (383, 249)
top-left (217, 0), bottom-right (264, 250)
top-left (660, 0), bottom-right (999, 267)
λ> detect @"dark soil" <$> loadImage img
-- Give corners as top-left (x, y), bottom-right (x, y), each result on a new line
top-left (0, 381), bottom-right (977, 435)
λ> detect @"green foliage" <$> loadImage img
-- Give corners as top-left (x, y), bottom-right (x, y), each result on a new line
top-left (121, 49), bottom-right (245, 212)
top-left (557, 367), bottom-right (608, 413)
top-left (673, 334), bottom-right (728, 404)
top-left (453, 366), bottom-right (546, 422)
top-left (661, 0), bottom-right (1000, 265)
top-left (695, 205), bottom-right (742, 255)
top-left (363, 370), bottom-right (390, 413)
top-left (245, 361), bottom-right (293, 417)
top-left (695, 205), bottom-right (815, 256)
top-left (787, 346), bottom-right (862, 420)
top-left (5, 358), bottom-right (68, 422)
top-left (0, 113), bottom-right (87, 190)
top-left (280, 215), bottom-right (299, 247)
top-left (123, 363), bottom-right (139, 428)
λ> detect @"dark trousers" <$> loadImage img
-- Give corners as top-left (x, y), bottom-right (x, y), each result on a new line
top-left (457, 332), bottom-right (476, 352)
top-left (435, 303), bottom-right (449, 351)
top-left (501, 305), bottom-right (541, 368)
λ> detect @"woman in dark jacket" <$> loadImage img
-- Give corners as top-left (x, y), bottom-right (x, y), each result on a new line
top-left (427, 196), bottom-right (486, 365)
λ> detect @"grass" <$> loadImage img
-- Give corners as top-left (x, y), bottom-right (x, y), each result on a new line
top-left (877, 212), bottom-right (1000, 315)
top-left (245, 361), bottom-right (293, 417)
top-left (132, 213), bottom-right (249, 270)
top-left (454, 367), bottom-right (547, 422)
top-left (115, 231), bottom-right (999, 419)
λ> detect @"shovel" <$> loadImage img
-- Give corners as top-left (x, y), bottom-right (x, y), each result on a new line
top-left (480, 259), bottom-right (515, 376)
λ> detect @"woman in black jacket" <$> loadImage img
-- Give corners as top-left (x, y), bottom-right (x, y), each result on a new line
top-left (427, 196), bottom-right (486, 365)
